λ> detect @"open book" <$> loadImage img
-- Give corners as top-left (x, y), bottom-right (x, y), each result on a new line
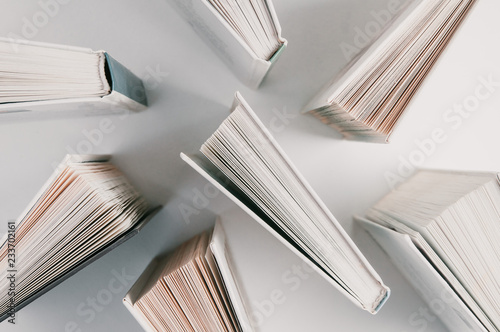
top-left (181, 92), bottom-right (390, 314)
top-left (0, 38), bottom-right (147, 118)
top-left (0, 155), bottom-right (159, 322)
top-left (305, 0), bottom-right (477, 143)
top-left (124, 220), bottom-right (252, 331)
top-left (169, 0), bottom-right (287, 88)
top-left (358, 169), bottom-right (500, 331)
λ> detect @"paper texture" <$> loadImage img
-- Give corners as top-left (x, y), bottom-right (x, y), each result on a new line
top-left (358, 217), bottom-right (486, 332)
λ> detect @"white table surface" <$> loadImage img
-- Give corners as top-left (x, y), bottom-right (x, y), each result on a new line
top-left (1, 0), bottom-right (499, 331)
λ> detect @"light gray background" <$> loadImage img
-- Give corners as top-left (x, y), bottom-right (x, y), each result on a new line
top-left (1, 0), bottom-right (499, 331)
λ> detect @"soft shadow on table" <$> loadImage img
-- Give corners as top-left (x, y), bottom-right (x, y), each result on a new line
top-left (351, 221), bottom-right (449, 331)
top-left (111, 85), bottom-right (227, 202)
top-left (109, 86), bottom-right (228, 255)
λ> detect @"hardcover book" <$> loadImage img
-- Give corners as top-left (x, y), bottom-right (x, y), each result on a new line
top-left (124, 220), bottom-right (252, 331)
top-left (181, 92), bottom-right (390, 314)
top-left (305, 0), bottom-right (477, 143)
top-left (359, 169), bottom-right (500, 331)
top-left (169, 0), bottom-right (287, 88)
top-left (0, 155), bottom-right (159, 322)
top-left (0, 38), bottom-right (147, 118)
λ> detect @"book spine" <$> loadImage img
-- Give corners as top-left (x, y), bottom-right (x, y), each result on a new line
top-left (104, 53), bottom-right (148, 107)
top-left (251, 41), bottom-right (287, 88)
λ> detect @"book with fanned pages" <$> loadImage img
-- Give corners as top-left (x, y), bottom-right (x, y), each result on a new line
top-left (124, 220), bottom-right (253, 332)
top-left (0, 155), bottom-right (160, 322)
top-left (181, 92), bottom-right (390, 314)
top-left (305, 0), bottom-right (477, 143)
top-left (0, 38), bottom-right (147, 118)
top-left (169, 0), bottom-right (287, 88)
top-left (358, 169), bottom-right (500, 331)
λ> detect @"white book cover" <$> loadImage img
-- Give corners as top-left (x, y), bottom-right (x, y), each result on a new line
top-left (357, 216), bottom-right (487, 332)
top-left (180, 92), bottom-right (390, 314)
top-left (208, 219), bottom-right (254, 332)
top-left (169, 0), bottom-right (287, 88)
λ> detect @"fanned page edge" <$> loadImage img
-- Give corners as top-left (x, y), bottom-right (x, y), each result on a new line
top-left (303, 0), bottom-right (478, 143)
top-left (231, 91), bottom-right (390, 312)
top-left (0, 39), bottom-right (146, 115)
top-left (0, 36), bottom-right (94, 53)
top-left (170, 0), bottom-right (286, 88)
top-left (179, 153), bottom-right (389, 313)
top-left (0, 154), bottom-right (111, 248)
top-left (301, 0), bottom-right (422, 142)
top-left (201, 0), bottom-right (286, 61)
top-left (209, 219), bottom-right (254, 332)
top-left (304, 0), bottom-right (423, 113)
top-left (0, 205), bottom-right (160, 322)
top-left (266, 0), bottom-right (286, 45)
top-left (356, 216), bottom-right (487, 332)
top-left (0, 37), bottom-right (109, 95)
